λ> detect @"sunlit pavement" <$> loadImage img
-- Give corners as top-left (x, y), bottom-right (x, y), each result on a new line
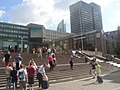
top-left (32, 70), bottom-right (120, 90)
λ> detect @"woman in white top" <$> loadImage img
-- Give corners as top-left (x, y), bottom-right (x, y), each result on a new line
top-left (37, 64), bottom-right (46, 88)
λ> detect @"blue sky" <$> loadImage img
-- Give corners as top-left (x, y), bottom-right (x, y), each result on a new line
top-left (0, 0), bottom-right (120, 32)
top-left (0, 0), bottom-right (23, 21)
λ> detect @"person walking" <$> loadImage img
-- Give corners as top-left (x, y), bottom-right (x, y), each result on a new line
top-left (95, 62), bottom-right (103, 83)
top-left (4, 51), bottom-right (11, 67)
top-left (48, 55), bottom-right (54, 71)
top-left (37, 63), bottom-right (46, 88)
top-left (27, 62), bottom-right (36, 90)
top-left (17, 64), bottom-right (27, 90)
top-left (51, 52), bottom-right (57, 67)
top-left (29, 59), bottom-right (37, 70)
top-left (69, 55), bottom-right (74, 70)
top-left (89, 57), bottom-right (97, 78)
top-left (95, 62), bottom-right (102, 76)
top-left (15, 53), bottom-right (23, 70)
top-left (47, 48), bottom-right (51, 56)
top-left (5, 63), bottom-right (13, 89)
top-left (37, 47), bottom-right (43, 58)
top-left (10, 67), bottom-right (18, 90)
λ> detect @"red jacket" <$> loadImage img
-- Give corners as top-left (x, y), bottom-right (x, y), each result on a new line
top-left (27, 65), bottom-right (36, 78)
top-left (48, 55), bottom-right (53, 62)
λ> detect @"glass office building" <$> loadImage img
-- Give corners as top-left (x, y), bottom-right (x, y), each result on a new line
top-left (0, 22), bottom-right (29, 51)
top-left (57, 19), bottom-right (66, 32)
top-left (69, 1), bottom-right (103, 35)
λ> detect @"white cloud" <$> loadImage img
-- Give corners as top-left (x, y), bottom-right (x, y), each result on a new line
top-left (101, 0), bottom-right (120, 31)
top-left (9, 0), bottom-right (70, 31)
top-left (8, 0), bottom-right (120, 32)
top-left (0, 10), bottom-right (5, 17)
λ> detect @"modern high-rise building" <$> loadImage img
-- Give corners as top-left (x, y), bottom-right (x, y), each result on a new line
top-left (69, 1), bottom-right (103, 35)
top-left (57, 19), bottom-right (66, 32)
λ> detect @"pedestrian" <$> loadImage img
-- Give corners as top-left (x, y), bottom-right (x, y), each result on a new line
top-left (29, 59), bottom-right (37, 70)
top-left (51, 47), bottom-right (56, 54)
top-left (47, 47), bottom-right (51, 56)
top-left (32, 47), bottom-right (36, 54)
top-left (17, 64), bottom-right (27, 90)
top-left (37, 63), bottom-right (46, 88)
top-left (5, 63), bottom-right (13, 89)
top-left (51, 52), bottom-right (57, 67)
top-left (48, 54), bottom-right (54, 71)
top-left (10, 67), bottom-right (18, 90)
top-left (37, 47), bottom-right (43, 58)
top-left (89, 57), bottom-right (97, 78)
top-left (14, 45), bottom-right (18, 52)
top-left (4, 51), bottom-right (11, 67)
top-left (69, 55), bottom-right (74, 70)
top-left (95, 62), bottom-right (102, 76)
top-left (15, 53), bottom-right (23, 70)
top-left (95, 62), bottom-right (103, 83)
top-left (27, 62), bottom-right (36, 90)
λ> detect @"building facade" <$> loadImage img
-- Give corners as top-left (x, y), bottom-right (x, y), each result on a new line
top-left (104, 30), bottom-right (118, 54)
top-left (27, 23), bottom-right (72, 49)
top-left (44, 29), bottom-right (71, 42)
top-left (0, 22), bottom-right (29, 52)
top-left (57, 19), bottom-right (66, 32)
top-left (42, 30), bottom-right (106, 56)
top-left (69, 1), bottom-right (103, 35)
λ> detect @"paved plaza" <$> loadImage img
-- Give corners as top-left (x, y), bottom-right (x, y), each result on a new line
top-left (33, 70), bottom-right (120, 90)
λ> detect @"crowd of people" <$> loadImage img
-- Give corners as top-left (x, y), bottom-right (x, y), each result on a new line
top-left (1, 46), bottom-right (104, 90)
top-left (3, 46), bottom-right (58, 90)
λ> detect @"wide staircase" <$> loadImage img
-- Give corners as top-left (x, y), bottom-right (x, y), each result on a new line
top-left (0, 52), bottom-right (119, 89)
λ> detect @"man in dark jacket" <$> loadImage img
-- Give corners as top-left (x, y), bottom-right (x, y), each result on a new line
top-left (69, 55), bottom-right (74, 70)
top-left (10, 67), bottom-right (17, 89)
top-left (4, 51), bottom-right (11, 67)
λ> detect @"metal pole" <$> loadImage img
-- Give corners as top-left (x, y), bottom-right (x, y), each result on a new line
top-left (79, 9), bottom-right (83, 53)
top-left (81, 34), bottom-right (83, 52)
top-left (21, 36), bottom-right (23, 53)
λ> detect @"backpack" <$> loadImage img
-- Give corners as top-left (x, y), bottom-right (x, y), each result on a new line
top-left (19, 70), bottom-right (25, 80)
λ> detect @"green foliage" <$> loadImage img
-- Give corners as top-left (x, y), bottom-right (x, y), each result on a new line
top-left (115, 30), bottom-right (120, 58)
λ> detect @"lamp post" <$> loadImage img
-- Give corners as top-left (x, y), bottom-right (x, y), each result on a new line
top-left (81, 33), bottom-right (83, 53)
top-left (21, 36), bottom-right (23, 53)
top-left (79, 9), bottom-right (83, 53)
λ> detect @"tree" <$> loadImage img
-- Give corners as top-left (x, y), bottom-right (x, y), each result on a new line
top-left (115, 27), bottom-right (120, 58)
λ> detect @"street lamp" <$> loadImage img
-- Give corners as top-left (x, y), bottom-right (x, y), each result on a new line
top-left (81, 33), bottom-right (84, 53)
top-left (21, 36), bottom-right (23, 53)
top-left (79, 9), bottom-right (83, 53)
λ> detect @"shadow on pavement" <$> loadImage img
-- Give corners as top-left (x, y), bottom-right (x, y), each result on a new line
top-left (81, 77), bottom-right (94, 81)
top-left (82, 82), bottom-right (95, 86)
top-left (103, 70), bottom-right (120, 84)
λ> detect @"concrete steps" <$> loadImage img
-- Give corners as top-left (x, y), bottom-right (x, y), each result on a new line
top-left (0, 52), bottom-right (119, 90)
top-left (0, 62), bottom-right (118, 90)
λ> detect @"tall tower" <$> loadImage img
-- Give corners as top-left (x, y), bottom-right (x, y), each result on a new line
top-left (57, 19), bottom-right (66, 32)
top-left (69, 1), bottom-right (103, 35)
